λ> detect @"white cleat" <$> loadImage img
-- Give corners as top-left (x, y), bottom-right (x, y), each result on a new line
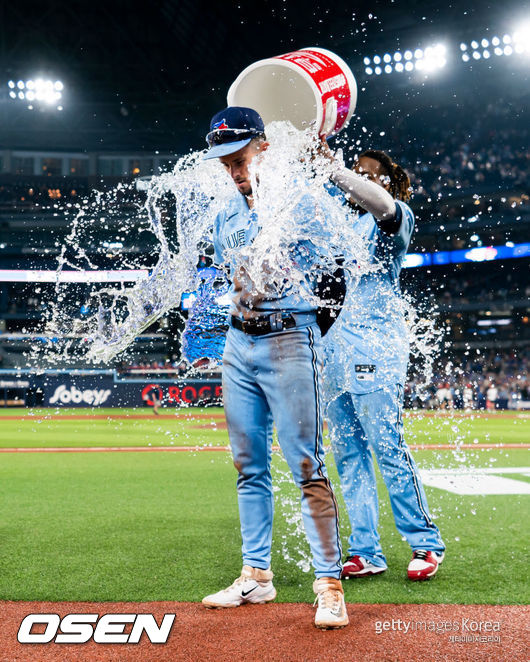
top-left (313, 577), bottom-right (349, 629)
top-left (202, 565), bottom-right (276, 608)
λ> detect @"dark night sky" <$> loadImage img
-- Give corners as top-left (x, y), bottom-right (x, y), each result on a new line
top-left (0, 0), bottom-right (528, 151)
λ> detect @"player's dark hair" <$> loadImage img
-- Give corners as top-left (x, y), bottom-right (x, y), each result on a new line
top-left (360, 149), bottom-right (411, 202)
top-left (250, 134), bottom-right (267, 147)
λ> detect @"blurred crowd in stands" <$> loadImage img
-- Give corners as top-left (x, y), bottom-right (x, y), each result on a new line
top-left (406, 348), bottom-right (530, 410)
top-left (374, 102), bottom-right (529, 197)
top-left (114, 349), bottom-right (530, 411)
top-left (0, 100), bottom-right (527, 209)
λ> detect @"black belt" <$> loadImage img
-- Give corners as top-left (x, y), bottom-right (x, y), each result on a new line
top-left (230, 312), bottom-right (299, 336)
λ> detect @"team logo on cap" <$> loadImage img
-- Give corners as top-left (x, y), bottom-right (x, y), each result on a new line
top-left (213, 120), bottom-right (229, 130)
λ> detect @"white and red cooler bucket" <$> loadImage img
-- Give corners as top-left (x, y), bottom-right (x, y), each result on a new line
top-left (227, 47), bottom-right (357, 137)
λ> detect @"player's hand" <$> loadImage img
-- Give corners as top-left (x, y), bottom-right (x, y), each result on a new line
top-left (317, 137), bottom-right (335, 163)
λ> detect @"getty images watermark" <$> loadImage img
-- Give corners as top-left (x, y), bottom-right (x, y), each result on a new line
top-left (374, 618), bottom-right (502, 644)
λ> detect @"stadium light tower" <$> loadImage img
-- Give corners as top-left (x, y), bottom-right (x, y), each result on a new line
top-left (6, 78), bottom-right (64, 110)
top-left (364, 43), bottom-right (447, 77)
top-left (513, 23), bottom-right (530, 54)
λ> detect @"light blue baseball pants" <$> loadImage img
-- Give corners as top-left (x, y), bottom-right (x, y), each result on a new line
top-left (222, 323), bottom-right (342, 579)
top-left (327, 385), bottom-right (445, 567)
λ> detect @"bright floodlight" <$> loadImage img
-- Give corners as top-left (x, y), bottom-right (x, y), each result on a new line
top-left (363, 56), bottom-right (371, 65)
top-left (373, 54), bottom-right (381, 64)
top-left (471, 40), bottom-right (479, 49)
top-left (394, 51), bottom-right (402, 61)
top-left (414, 48), bottom-right (423, 59)
top-left (462, 53), bottom-right (470, 62)
top-left (374, 66), bottom-right (382, 75)
top-left (384, 64), bottom-right (392, 73)
top-left (395, 62), bottom-right (404, 72)
top-left (492, 36), bottom-right (500, 46)
top-left (365, 66), bottom-right (373, 75)
top-left (513, 24), bottom-right (530, 52)
top-left (6, 77), bottom-right (64, 108)
top-left (383, 53), bottom-right (391, 63)
top-left (460, 43), bottom-right (467, 51)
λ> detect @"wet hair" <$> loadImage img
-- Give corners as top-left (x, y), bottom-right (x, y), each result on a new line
top-left (250, 134), bottom-right (267, 147)
top-left (360, 149), bottom-right (411, 202)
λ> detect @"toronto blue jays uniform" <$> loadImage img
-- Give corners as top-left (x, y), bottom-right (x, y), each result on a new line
top-left (213, 190), bottom-right (343, 579)
top-left (324, 200), bottom-right (445, 567)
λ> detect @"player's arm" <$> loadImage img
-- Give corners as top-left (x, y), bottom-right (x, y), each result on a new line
top-left (319, 140), bottom-right (401, 232)
top-left (330, 166), bottom-right (396, 223)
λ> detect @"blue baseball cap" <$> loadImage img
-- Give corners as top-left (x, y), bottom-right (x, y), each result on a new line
top-left (204, 106), bottom-right (265, 160)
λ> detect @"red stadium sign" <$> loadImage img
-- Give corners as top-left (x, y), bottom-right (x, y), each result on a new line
top-left (141, 383), bottom-right (222, 406)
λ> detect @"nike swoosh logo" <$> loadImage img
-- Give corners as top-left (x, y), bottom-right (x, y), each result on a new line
top-left (241, 586), bottom-right (257, 597)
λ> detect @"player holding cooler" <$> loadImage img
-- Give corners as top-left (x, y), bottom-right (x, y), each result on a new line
top-left (200, 106), bottom-right (348, 629)
top-left (322, 147), bottom-right (446, 580)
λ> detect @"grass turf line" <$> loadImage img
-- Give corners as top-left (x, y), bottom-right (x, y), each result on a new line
top-left (0, 407), bottom-right (528, 448)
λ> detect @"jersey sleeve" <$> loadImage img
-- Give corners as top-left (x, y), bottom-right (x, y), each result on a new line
top-left (380, 200), bottom-right (415, 255)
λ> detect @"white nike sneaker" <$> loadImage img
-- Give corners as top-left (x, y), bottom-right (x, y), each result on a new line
top-left (313, 577), bottom-right (349, 629)
top-left (202, 565), bottom-right (276, 608)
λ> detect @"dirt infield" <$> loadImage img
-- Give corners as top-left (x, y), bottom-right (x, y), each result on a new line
top-left (0, 601), bottom-right (527, 662)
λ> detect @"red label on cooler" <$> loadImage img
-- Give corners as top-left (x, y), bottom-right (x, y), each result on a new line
top-left (276, 49), bottom-right (352, 133)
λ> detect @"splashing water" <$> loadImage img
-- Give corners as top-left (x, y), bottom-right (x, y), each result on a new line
top-left (39, 122), bottom-right (377, 367)
top-left (273, 458), bottom-right (312, 573)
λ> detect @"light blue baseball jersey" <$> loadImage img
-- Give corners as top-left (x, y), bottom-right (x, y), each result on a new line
top-left (324, 199), bottom-right (415, 395)
top-left (212, 190), bottom-right (335, 318)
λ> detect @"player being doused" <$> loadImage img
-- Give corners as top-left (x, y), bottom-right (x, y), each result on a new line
top-left (199, 106), bottom-right (349, 630)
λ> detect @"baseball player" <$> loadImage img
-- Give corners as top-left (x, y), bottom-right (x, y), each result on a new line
top-left (322, 147), bottom-right (445, 581)
top-left (200, 107), bottom-right (348, 629)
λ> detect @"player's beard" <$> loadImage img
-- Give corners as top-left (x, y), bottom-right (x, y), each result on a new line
top-left (236, 180), bottom-right (252, 196)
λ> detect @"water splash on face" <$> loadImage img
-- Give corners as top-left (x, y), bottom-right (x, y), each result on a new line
top-left (232, 122), bottom-right (375, 304)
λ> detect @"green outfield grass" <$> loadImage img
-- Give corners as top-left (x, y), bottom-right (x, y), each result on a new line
top-left (0, 407), bottom-right (528, 448)
top-left (0, 409), bottom-right (528, 605)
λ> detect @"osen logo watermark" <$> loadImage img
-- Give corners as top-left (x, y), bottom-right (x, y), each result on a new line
top-left (18, 613), bottom-right (175, 644)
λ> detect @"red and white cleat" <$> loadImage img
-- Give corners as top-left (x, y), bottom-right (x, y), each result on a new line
top-left (341, 555), bottom-right (387, 579)
top-left (407, 550), bottom-right (445, 581)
